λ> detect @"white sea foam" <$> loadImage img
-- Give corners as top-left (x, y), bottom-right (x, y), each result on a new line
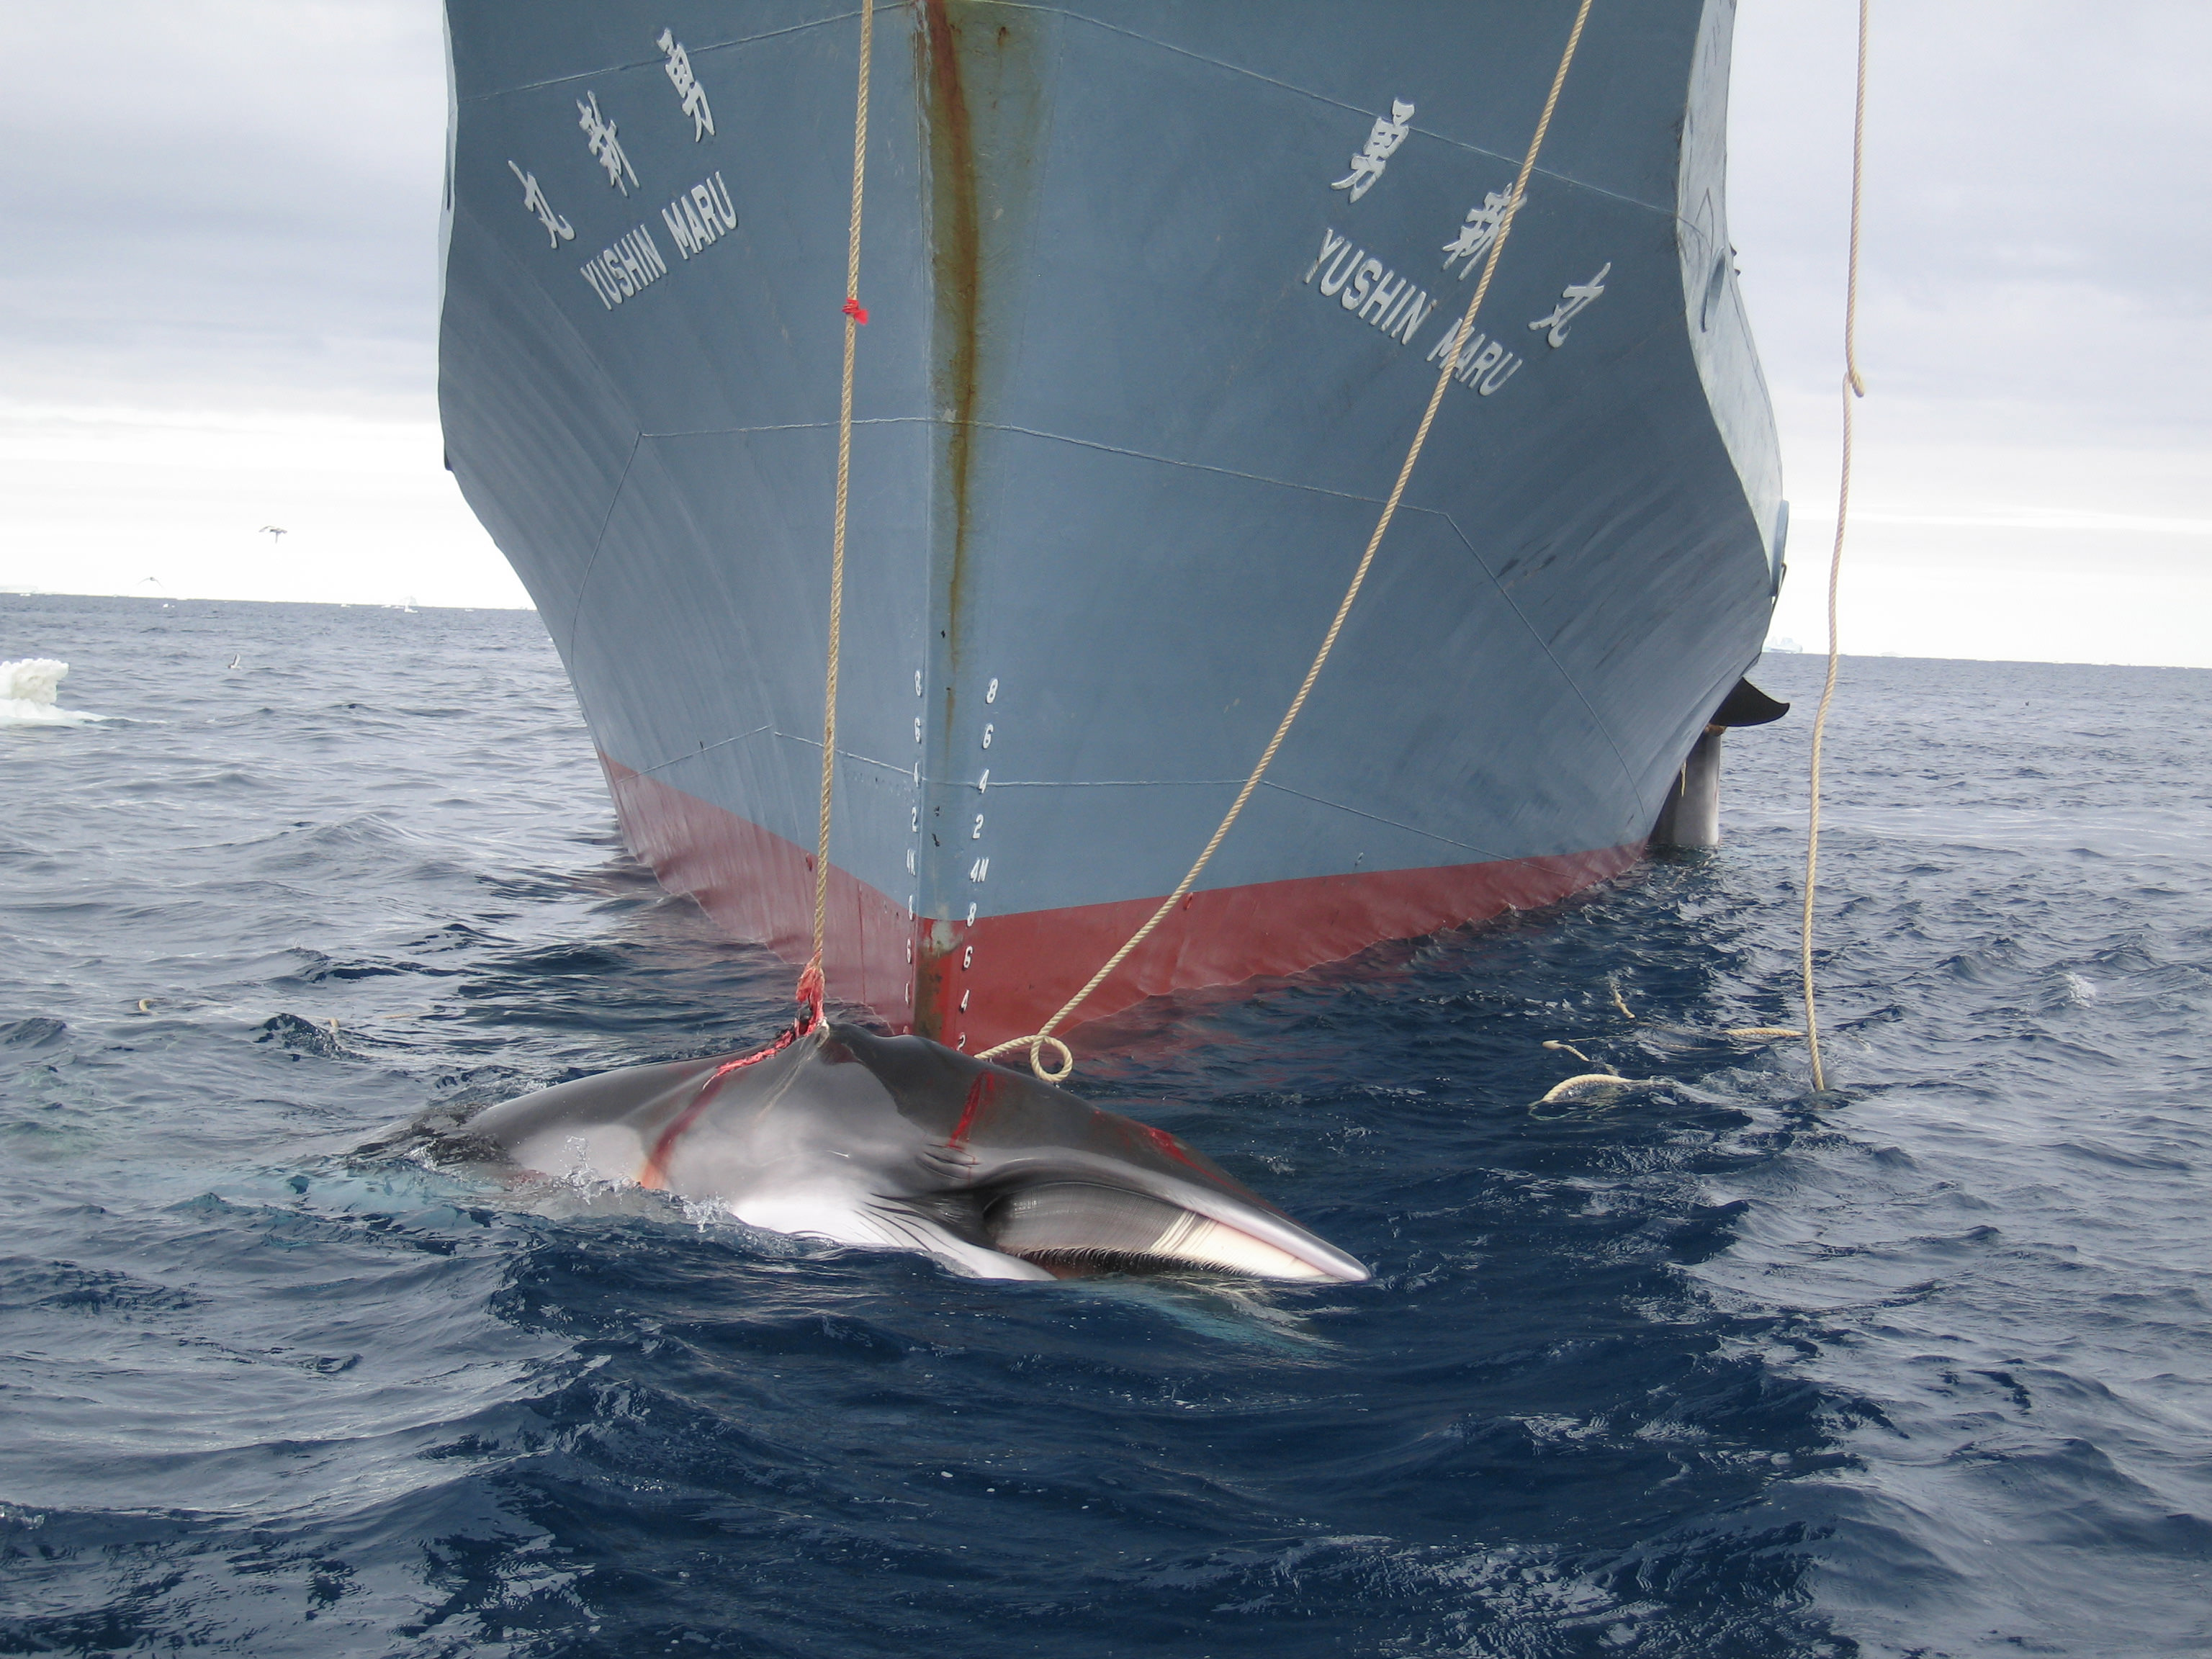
top-left (0, 658), bottom-right (105, 726)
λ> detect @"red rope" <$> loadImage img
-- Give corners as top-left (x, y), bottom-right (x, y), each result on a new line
top-left (795, 958), bottom-right (826, 1032)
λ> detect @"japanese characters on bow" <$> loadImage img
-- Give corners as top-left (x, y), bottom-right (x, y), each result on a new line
top-left (498, 28), bottom-right (736, 311)
top-left (1314, 96), bottom-right (1613, 396)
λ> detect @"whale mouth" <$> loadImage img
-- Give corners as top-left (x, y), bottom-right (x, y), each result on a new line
top-left (983, 1182), bottom-right (1348, 1280)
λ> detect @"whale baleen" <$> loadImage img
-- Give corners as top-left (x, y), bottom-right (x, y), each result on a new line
top-left (447, 1022), bottom-right (1369, 1283)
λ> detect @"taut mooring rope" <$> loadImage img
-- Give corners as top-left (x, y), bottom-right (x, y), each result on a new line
top-left (981, 0), bottom-right (1597, 1082)
top-left (799, 0), bottom-right (878, 1023)
top-left (1802, 0), bottom-right (1871, 1094)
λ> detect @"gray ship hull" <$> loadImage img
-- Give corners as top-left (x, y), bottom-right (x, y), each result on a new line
top-left (439, 0), bottom-right (1783, 1049)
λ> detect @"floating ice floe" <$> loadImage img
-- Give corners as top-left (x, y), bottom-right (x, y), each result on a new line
top-left (0, 659), bottom-right (106, 726)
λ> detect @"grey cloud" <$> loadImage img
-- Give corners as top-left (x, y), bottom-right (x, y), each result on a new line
top-left (1732, 1), bottom-right (2212, 442)
top-left (0, 1), bottom-right (448, 410)
top-left (3, 1), bottom-right (2203, 655)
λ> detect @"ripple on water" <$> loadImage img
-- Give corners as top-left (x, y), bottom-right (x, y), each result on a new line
top-left (1, 598), bottom-right (2208, 1656)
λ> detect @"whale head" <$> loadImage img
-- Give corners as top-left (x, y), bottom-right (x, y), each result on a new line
top-left (449, 1022), bottom-right (1369, 1284)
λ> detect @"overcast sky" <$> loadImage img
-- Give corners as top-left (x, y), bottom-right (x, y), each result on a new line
top-left (1, 2), bottom-right (2205, 665)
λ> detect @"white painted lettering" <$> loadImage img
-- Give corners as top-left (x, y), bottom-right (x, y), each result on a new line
top-left (687, 187), bottom-right (719, 244)
top-left (1393, 289), bottom-right (1436, 343)
top-left (615, 239), bottom-right (647, 292)
top-left (1308, 239), bottom-right (1446, 351)
top-left (1341, 257), bottom-right (1382, 310)
top-left (1529, 261), bottom-right (1611, 347)
top-left (662, 202), bottom-right (698, 257)
top-left (1359, 270), bottom-right (1406, 323)
top-left (580, 261), bottom-right (616, 308)
top-left (657, 176), bottom-right (734, 263)
top-left (577, 91), bottom-right (640, 195)
top-left (705, 171), bottom-right (737, 230)
top-left (656, 28), bottom-right (716, 140)
top-left (633, 227), bottom-right (667, 280)
top-left (604, 249), bottom-right (634, 297)
top-left (506, 161), bottom-right (574, 248)
top-left (1442, 190), bottom-right (1513, 278)
top-left (1304, 228), bottom-right (1348, 284)
top-left (1331, 99), bottom-right (1414, 202)
top-left (1478, 354), bottom-right (1522, 395)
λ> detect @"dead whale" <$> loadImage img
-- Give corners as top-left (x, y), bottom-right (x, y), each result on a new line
top-left (443, 1022), bottom-right (1369, 1283)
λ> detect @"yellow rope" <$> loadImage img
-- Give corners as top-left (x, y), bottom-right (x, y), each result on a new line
top-left (1542, 1039), bottom-right (1605, 1069)
top-left (981, 0), bottom-right (1596, 1082)
top-left (1802, 0), bottom-right (1869, 1094)
top-left (806, 0), bottom-right (877, 994)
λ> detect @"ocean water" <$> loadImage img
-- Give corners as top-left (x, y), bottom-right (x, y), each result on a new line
top-left (3, 592), bottom-right (2207, 1658)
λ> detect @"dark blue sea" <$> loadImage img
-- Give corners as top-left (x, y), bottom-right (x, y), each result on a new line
top-left (4, 593), bottom-right (2207, 1658)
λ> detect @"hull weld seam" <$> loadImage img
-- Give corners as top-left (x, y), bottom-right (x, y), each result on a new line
top-left (565, 429), bottom-right (644, 668)
top-left (988, 4), bottom-right (1661, 217)
top-left (459, 11), bottom-right (863, 102)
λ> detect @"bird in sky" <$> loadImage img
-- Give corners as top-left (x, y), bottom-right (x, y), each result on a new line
top-left (259, 525), bottom-right (287, 544)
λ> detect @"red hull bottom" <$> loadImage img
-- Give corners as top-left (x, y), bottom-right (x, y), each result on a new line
top-left (606, 757), bottom-right (1644, 1053)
